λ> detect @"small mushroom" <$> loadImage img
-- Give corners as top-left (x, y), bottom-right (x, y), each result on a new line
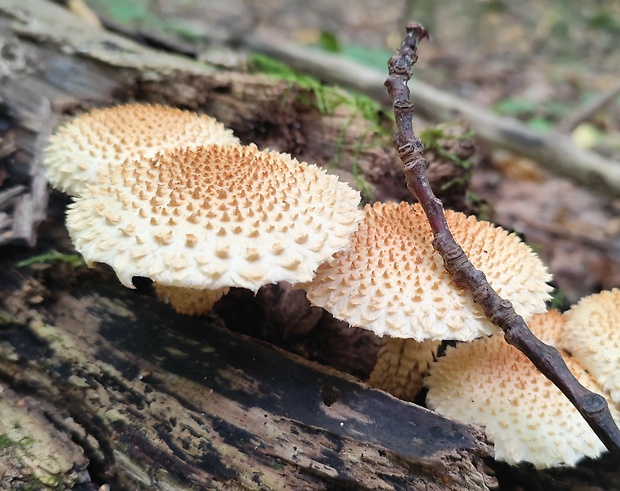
top-left (425, 310), bottom-right (618, 468)
top-left (559, 288), bottom-right (620, 403)
top-left (366, 337), bottom-right (440, 400)
top-left (298, 201), bottom-right (553, 399)
top-left (44, 103), bottom-right (240, 196)
top-left (66, 143), bottom-right (362, 314)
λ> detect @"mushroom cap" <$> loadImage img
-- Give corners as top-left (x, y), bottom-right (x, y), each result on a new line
top-left (560, 288), bottom-right (620, 403)
top-left (301, 201), bottom-right (552, 340)
top-left (66, 143), bottom-right (362, 291)
top-left (425, 311), bottom-right (616, 468)
top-left (44, 103), bottom-right (239, 196)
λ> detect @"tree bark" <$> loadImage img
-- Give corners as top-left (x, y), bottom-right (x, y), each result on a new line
top-left (0, 1), bottom-right (493, 489)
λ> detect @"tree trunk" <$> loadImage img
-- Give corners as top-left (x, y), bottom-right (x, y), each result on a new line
top-left (0, 1), bottom-right (493, 489)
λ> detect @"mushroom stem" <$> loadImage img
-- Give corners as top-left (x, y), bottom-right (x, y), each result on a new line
top-left (367, 337), bottom-right (440, 401)
top-left (153, 284), bottom-right (230, 316)
top-left (385, 23), bottom-right (620, 455)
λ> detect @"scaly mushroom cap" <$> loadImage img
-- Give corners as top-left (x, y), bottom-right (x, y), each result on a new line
top-left (301, 201), bottom-right (552, 340)
top-left (425, 311), bottom-right (616, 468)
top-left (367, 310), bottom-right (564, 401)
top-left (560, 288), bottom-right (620, 403)
top-left (44, 104), bottom-right (240, 196)
top-left (66, 143), bottom-right (362, 291)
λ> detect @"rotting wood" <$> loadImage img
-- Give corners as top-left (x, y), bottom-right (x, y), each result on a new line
top-left (66, 0), bottom-right (620, 194)
top-left (0, 382), bottom-right (89, 489)
top-left (0, 255), bottom-right (494, 490)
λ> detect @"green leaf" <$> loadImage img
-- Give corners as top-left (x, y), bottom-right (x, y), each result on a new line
top-left (318, 31), bottom-right (341, 53)
top-left (527, 117), bottom-right (553, 133)
top-left (494, 98), bottom-right (536, 116)
top-left (17, 251), bottom-right (84, 268)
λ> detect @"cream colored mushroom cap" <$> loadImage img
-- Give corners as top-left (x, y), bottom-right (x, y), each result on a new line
top-left (44, 104), bottom-right (239, 196)
top-left (426, 311), bottom-right (615, 468)
top-left (301, 201), bottom-right (552, 340)
top-left (560, 288), bottom-right (620, 403)
top-left (66, 143), bottom-right (362, 290)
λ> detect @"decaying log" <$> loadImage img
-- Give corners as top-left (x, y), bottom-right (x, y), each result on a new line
top-left (0, 250), bottom-right (493, 489)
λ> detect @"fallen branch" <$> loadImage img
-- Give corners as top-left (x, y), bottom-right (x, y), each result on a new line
top-left (240, 32), bottom-right (620, 197)
top-left (385, 22), bottom-right (620, 457)
top-left (557, 78), bottom-right (620, 134)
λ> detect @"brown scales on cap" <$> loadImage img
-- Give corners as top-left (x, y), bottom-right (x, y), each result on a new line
top-left (300, 201), bottom-right (552, 399)
top-left (44, 103), bottom-right (240, 196)
top-left (302, 201), bottom-right (552, 341)
top-left (560, 288), bottom-right (620, 403)
top-left (425, 310), bottom-right (619, 468)
top-left (67, 143), bottom-right (362, 314)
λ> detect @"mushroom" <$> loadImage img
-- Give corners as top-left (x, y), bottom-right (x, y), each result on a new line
top-left (366, 338), bottom-right (440, 400)
top-left (425, 310), bottom-right (618, 468)
top-left (66, 143), bottom-right (363, 314)
top-left (44, 103), bottom-right (240, 196)
top-left (559, 288), bottom-right (620, 403)
top-left (298, 201), bottom-right (553, 399)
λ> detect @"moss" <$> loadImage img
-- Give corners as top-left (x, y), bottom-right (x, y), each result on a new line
top-left (329, 117), bottom-right (376, 204)
top-left (351, 132), bottom-right (376, 205)
top-left (549, 288), bottom-right (568, 311)
top-left (465, 192), bottom-right (493, 221)
top-left (419, 123), bottom-right (475, 191)
top-left (248, 53), bottom-right (339, 113)
top-left (16, 251), bottom-right (84, 268)
top-left (0, 433), bottom-right (35, 451)
top-left (419, 124), bottom-right (475, 170)
top-left (0, 433), bottom-right (12, 450)
top-left (0, 435), bottom-right (65, 489)
top-left (248, 53), bottom-right (392, 133)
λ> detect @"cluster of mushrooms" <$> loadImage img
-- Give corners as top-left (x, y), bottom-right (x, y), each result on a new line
top-left (44, 103), bottom-right (619, 469)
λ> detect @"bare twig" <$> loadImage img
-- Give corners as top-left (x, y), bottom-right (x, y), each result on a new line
top-left (385, 22), bottom-right (620, 456)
